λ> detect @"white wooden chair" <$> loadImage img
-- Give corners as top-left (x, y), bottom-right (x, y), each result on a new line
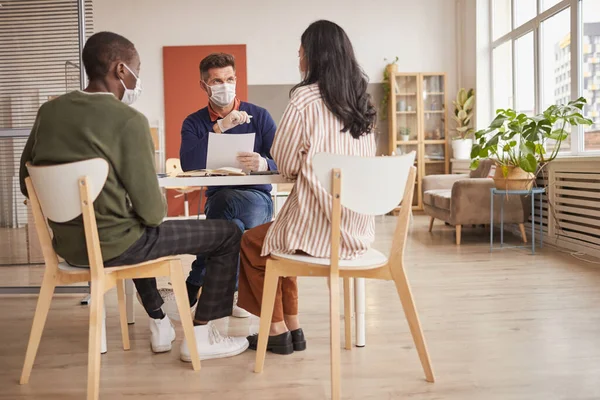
top-left (253, 152), bottom-right (434, 400)
top-left (165, 158), bottom-right (203, 217)
top-left (20, 158), bottom-right (201, 400)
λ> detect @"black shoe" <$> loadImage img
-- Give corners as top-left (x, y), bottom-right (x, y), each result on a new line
top-left (291, 328), bottom-right (307, 351)
top-left (247, 331), bottom-right (294, 355)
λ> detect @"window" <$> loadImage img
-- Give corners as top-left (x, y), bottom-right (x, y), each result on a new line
top-left (493, 0), bottom-right (512, 40)
top-left (542, 0), bottom-right (562, 11)
top-left (515, 0), bottom-right (537, 27)
top-left (515, 32), bottom-right (535, 115)
top-left (582, 0), bottom-right (600, 151)
top-left (490, 0), bottom-right (600, 154)
top-left (541, 9), bottom-right (570, 109)
top-left (493, 41), bottom-right (513, 109)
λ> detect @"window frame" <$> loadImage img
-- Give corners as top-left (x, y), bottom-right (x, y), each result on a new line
top-left (489, 0), bottom-right (598, 155)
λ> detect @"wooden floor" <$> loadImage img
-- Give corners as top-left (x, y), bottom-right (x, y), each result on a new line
top-left (1, 215), bottom-right (600, 399)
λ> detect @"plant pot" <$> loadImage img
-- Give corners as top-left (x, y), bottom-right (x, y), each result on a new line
top-left (400, 135), bottom-right (410, 142)
top-left (493, 164), bottom-right (535, 191)
top-left (451, 138), bottom-right (473, 160)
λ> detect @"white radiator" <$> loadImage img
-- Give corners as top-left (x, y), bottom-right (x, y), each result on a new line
top-left (541, 158), bottom-right (600, 258)
top-left (553, 170), bottom-right (600, 251)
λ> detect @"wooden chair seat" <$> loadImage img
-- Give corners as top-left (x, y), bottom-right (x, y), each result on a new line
top-left (271, 248), bottom-right (388, 270)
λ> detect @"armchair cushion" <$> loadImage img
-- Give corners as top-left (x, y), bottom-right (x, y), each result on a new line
top-left (423, 189), bottom-right (451, 210)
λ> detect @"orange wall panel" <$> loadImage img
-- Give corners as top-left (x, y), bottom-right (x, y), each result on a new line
top-left (163, 44), bottom-right (247, 216)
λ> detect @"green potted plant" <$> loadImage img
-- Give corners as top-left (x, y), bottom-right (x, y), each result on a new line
top-left (380, 56), bottom-right (399, 120)
top-left (399, 127), bottom-right (411, 142)
top-left (451, 88), bottom-right (475, 160)
top-left (470, 97), bottom-right (592, 190)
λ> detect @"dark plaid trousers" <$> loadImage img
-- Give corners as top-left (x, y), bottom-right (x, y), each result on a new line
top-left (104, 219), bottom-right (241, 322)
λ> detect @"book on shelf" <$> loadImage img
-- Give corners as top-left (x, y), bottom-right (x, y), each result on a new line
top-left (176, 167), bottom-right (245, 177)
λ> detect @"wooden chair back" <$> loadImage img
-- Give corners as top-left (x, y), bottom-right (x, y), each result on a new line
top-left (312, 153), bottom-right (417, 272)
top-left (166, 158), bottom-right (183, 177)
top-left (26, 158), bottom-right (110, 280)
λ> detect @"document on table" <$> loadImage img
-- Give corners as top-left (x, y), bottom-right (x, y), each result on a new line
top-left (206, 132), bottom-right (255, 170)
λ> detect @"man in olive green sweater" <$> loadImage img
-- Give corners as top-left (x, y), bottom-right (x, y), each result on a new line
top-left (19, 32), bottom-right (248, 361)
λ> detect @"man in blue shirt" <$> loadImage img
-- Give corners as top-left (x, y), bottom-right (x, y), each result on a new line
top-left (180, 53), bottom-right (276, 318)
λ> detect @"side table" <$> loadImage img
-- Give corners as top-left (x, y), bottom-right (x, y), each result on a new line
top-left (490, 187), bottom-right (545, 254)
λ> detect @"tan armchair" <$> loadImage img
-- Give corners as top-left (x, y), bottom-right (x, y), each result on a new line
top-left (422, 159), bottom-right (528, 245)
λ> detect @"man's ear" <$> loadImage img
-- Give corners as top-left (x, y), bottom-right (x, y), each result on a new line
top-left (200, 80), bottom-right (210, 95)
top-left (115, 62), bottom-right (126, 81)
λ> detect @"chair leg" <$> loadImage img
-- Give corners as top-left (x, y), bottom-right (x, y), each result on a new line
top-left (20, 272), bottom-right (56, 385)
top-left (184, 194), bottom-right (190, 218)
top-left (100, 304), bottom-right (107, 355)
top-left (87, 280), bottom-right (104, 400)
top-left (170, 262), bottom-right (201, 371)
top-left (392, 266), bottom-right (435, 383)
top-left (343, 278), bottom-right (352, 350)
top-left (125, 279), bottom-right (135, 324)
top-left (428, 217), bottom-right (435, 232)
top-left (519, 223), bottom-right (528, 243)
top-left (254, 266), bottom-right (279, 374)
top-left (329, 275), bottom-right (342, 400)
top-left (116, 280), bottom-right (130, 351)
top-left (456, 225), bottom-right (462, 245)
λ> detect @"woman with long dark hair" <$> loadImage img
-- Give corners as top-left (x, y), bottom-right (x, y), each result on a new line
top-left (237, 20), bottom-right (377, 354)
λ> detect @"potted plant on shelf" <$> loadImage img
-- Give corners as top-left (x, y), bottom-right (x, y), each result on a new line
top-left (380, 56), bottom-right (399, 120)
top-left (399, 127), bottom-right (411, 142)
top-left (451, 88), bottom-right (475, 160)
top-left (470, 97), bottom-right (592, 191)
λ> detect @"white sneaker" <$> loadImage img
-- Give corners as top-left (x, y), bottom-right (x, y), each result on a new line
top-left (180, 323), bottom-right (249, 361)
top-left (149, 315), bottom-right (176, 353)
top-left (232, 292), bottom-right (251, 318)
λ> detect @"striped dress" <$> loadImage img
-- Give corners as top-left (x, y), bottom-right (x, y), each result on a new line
top-left (261, 84), bottom-right (376, 259)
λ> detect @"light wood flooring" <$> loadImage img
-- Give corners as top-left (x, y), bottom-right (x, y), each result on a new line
top-left (1, 215), bottom-right (600, 399)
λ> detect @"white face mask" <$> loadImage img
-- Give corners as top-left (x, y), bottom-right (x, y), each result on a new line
top-left (120, 64), bottom-right (142, 105)
top-left (208, 82), bottom-right (236, 108)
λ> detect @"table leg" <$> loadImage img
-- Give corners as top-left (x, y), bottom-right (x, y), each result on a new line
top-left (532, 193), bottom-right (536, 255)
top-left (354, 278), bottom-right (366, 347)
top-left (500, 194), bottom-right (504, 248)
top-left (540, 191), bottom-right (544, 249)
top-left (80, 281), bottom-right (91, 305)
top-left (125, 279), bottom-right (135, 324)
top-left (490, 191), bottom-right (494, 252)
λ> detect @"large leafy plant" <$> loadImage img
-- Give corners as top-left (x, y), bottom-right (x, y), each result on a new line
top-left (452, 88), bottom-right (475, 139)
top-left (470, 97), bottom-right (592, 175)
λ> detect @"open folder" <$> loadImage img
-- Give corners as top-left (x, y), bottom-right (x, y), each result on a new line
top-left (176, 132), bottom-right (256, 177)
top-left (177, 167), bottom-right (245, 177)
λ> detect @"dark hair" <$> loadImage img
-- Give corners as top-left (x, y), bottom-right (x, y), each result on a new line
top-left (82, 31), bottom-right (137, 80)
top-left (200, 53), bottom-right (236, 81)
top-left (292, 20), bottom-right (376, 139)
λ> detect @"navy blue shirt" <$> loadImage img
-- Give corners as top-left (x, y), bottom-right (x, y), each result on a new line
top-left (180, 101), bottom-right (277, 196)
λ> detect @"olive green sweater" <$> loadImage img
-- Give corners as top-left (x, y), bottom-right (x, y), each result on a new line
top-left (19, 91), bottom-right (165, 265)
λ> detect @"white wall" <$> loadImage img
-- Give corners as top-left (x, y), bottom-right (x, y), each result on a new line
top-left (93, 0), bottom-right (458, 123)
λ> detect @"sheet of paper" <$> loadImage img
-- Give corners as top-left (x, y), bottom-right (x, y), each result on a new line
top-left (206, 132), bottom-right (256, 170)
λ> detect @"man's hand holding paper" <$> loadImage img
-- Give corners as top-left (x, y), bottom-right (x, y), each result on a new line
top-left (237, 152), bottom-right (268, 172)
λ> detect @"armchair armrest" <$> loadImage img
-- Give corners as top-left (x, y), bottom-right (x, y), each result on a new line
top-left (450, 178), bottom-right (495, 224)
top-left (450, 178), bottom-right (526, 225)
top-left (422, 173), bottom-right (469, 193)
